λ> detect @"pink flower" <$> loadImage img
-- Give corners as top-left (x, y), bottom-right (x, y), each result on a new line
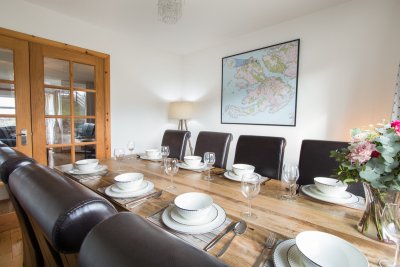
top-left (347, 141), bottom-right (377, 164)
top-left (391, 120), bottom-right (400, 135)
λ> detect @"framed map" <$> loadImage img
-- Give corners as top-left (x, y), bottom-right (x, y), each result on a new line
top-left (221, 39), bottom-right (300, 126)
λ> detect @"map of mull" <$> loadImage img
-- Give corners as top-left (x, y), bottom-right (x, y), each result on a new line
top-left (222, 40), bottom-right (299, 125)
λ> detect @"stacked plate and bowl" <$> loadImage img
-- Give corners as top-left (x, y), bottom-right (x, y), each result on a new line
top-left (104, 172), bottom-right (154, 198)
top-left (69, 159), bottom-right (108, 175)
top-left (176, 156), bottom-right (206, 170)
top-left (162, 192), bottom-right (226, 234)
top-left (224, 163), bottom-right (261, 182)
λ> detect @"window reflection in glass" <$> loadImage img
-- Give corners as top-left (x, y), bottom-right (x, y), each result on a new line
top-left (45, 118), bottom-right (71, 145)
top-left (45, 88), bottom-right (70, 115)
top-left (75, 144), bottom-right (96, 160)
top-left (44, 58), bottom-right (70, 87)
top-left (0, 118), bottom-right (16, 147)
top-left (0, 48), bottom-right (14, 81)
top-left (0, 84), bottom-right (15, 115)
top-left (74, 118), bottom-right (95, 143)
top-left (73, 63), bottom-right (94, 89)
top-left (74, 91), bottom-right (95, 116)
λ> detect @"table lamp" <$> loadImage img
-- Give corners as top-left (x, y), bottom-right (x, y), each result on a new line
top-left (169, 101), bottom-right (194, 155)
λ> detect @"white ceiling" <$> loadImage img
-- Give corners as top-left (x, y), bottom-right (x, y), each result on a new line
top-left (24, 0), bottom-right (352, 55)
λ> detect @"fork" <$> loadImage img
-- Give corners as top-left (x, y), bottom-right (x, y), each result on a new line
top-left (252, 233), bottom-right (277, 267)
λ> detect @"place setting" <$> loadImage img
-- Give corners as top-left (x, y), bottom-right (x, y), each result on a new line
top-left (300, 177), bottom-right (365, 209)
top-left (138, 148), bottom-right (163, 161)
top-left (267, 230), bottom-right (368, 267)
top-left (224, 164), bottom-right (263, 182)
top-left (176, 155), bottom-right (207, 172)
top-left (97, 172), bottom-right (158, 206)
top-left (67, 159), bottom-right (108, 177)
top-left (147, 192), bottom-right (232, 250)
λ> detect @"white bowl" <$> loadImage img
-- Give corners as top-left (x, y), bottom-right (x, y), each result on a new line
top-left (145, 149), bottom-right (161, 159)
top-left (114, 172), bottom-right (144, 190)
top-left (232, 164), bottom-right (255, 177)
top-left (75, 159), bottom-right (99, 171)
top-left (184, 156), bottom-right (202, 166)
top-left (296, 231), bottom-right (368, 267)
top-left (314, 177), bottom-right (348, 196)
top-left (174, 192), bottom-right (213, 220)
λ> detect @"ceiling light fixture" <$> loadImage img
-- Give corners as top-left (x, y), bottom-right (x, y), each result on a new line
top-left (158, 0), bottom-right (184, 24)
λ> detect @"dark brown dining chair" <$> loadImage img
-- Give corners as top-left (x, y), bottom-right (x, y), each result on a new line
top-left (193, 131), bottom-right (233, 169)
top-left (9, 163), bottom-right (118, 267)
top-left (161, 130), bottom-right (191, 160)
top-left (233, 135), bottom-right (286, 179)
top-left (298, 139), bottom-right (365, 197)
top-left (79, 212), bottom-right (228, 267)
top-left (0, 146), bottom-right (41, 267)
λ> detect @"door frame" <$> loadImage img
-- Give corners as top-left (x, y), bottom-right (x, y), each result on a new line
top-left (0, 27), bottom-right (111, 162)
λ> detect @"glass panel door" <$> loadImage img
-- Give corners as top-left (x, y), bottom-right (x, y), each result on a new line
top-left (0, 35), bottom-right (32, 156)
top-left (30, 43), bottom-right (105, 165)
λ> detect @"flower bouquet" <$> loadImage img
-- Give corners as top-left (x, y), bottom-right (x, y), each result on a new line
top-left (331, 121), bottom-right (400, 242)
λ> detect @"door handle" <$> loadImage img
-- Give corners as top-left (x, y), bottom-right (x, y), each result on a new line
top-left (15, 129), bottom-right (28, 146)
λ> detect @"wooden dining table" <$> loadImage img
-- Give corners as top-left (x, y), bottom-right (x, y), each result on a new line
top-left (58, 157), bottom-right (394, 267)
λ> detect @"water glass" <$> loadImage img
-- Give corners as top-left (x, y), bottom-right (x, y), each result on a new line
top-left (114, 148), bottom-right (125, 173)
top-left (203, 152), bottom-right (216, 181)
top-left (164, 158), bottom-right (178, 191)
top-left (380, 203), bottom-right (400, 267)
top-left (161, 146), bottom-right (170, 167)
top-left (281, 163), bottom-right (299, 200)
top-left (127, 140), bottom-right (135, 159)
top-left (241, 173), bottom-right (261, 220)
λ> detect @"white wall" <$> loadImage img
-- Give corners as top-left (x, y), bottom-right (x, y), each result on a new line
top-left (0, 0), bottom-right (182, 153)
top-left (182, 0), bottom-right (400, 168)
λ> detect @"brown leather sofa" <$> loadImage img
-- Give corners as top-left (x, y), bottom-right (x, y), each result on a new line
top-left (9, 163), bottom-right (118, 266)
top-left (79, 212), bottom-right (228, 267)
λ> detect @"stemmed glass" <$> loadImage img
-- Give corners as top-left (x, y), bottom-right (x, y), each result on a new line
top-left (127, 140), bottom-right (135, 159)
top-left (379, 203), bottom-right (400, 267)
top-left (241, 173), bottom-right (261, 220)
top-left (164, 158), bottom-right (178, 191)
top-left (203, 152), bottom-right (216, 181)
top-left (114, 148), bottom-right (125, 173)
top-left (161, 146), bottom-right (170, 168)
top-left (281, 163), bottom-right (299, 200)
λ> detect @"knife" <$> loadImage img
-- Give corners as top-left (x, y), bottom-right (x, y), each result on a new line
top-left (204, 221), bottom-right (236, 251)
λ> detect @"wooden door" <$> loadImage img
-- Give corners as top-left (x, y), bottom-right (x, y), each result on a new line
top-left (30, 43), bottom-right (106, 165)
top-left (0, 35), bottom-right (32, 156)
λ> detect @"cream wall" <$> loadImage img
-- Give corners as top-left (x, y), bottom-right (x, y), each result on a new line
top-left (182, 0), bottom-right (400, 167)
top-left (0, 0), bottom-right (182, 154)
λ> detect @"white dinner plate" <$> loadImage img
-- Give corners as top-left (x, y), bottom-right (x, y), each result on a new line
top-left (223, 171), bottom-right (262, 182)
top-left (104, 181), bottom-right (154, 198)
top-left (295, 231), bottom-right (369, 267)
top-left (273, 239), bottom-right (294, 267)
top-left (176, 162), bottom-right (206, 171)
top-left (69, 164), bottom-right (108, 175)
top-left (161, 204), bottom-right (226, 234)
top-left (301, 185), bottom-right (359, 205)
top-left (110, 181), bottom-right (148, 193)
top-left (170, 205), bottom-right (218, 226)
top-left (140, 155), bottom-right (162, 161)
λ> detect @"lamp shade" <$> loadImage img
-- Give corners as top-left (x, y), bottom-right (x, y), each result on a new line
top-left (169, 101), bottom-right (194, 120)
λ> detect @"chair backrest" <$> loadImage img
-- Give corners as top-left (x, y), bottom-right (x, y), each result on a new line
top-left (298, 139), bottom-right (365, 197)
top-left (193, 131), bottom-right (233, 169)
top-left (234, 135), bottom-right (286, 179)
top-left (79, 212), bottom-right (228, 267)
top-left (9, 163), bottom-right (117, 267)
top-left (0, 147), bottom-right (42, 267)
top-left (161, 130), bottom-right (191, 160)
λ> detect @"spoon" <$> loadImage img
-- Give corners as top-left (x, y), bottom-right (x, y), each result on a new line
top-left (216, 220), bottom-right (247, 257)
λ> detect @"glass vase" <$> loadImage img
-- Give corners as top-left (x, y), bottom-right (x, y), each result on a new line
top-left (358, 183), bottom-right (400, 243)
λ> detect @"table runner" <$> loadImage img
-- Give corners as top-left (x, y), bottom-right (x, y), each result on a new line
top-left (147, 205), bottom-right (232, 250)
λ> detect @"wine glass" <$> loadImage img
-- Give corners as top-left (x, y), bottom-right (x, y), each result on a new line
top-left (281, 163), bottom-right (299, 200)
top-left (164, 158), bottom-right (178, 191)
top-left (127, 140), bottom-right (135, 159)
top-left (203, 152), bottom-right (216, 181)
top-left (241, 173), bottom-right (261, 220)
top-left (161, 146), bottom-right (170, 168)
top-left (379, 203), bottom-right (400, 267)
top-left (114, 147), bottom-right (125, 173)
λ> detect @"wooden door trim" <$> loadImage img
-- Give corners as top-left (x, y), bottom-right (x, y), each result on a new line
top-left (0, 27), bottom-right (108, 59)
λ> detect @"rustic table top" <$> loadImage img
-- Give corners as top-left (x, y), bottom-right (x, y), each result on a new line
top-left (58, 157), bottom-right (394, 267)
